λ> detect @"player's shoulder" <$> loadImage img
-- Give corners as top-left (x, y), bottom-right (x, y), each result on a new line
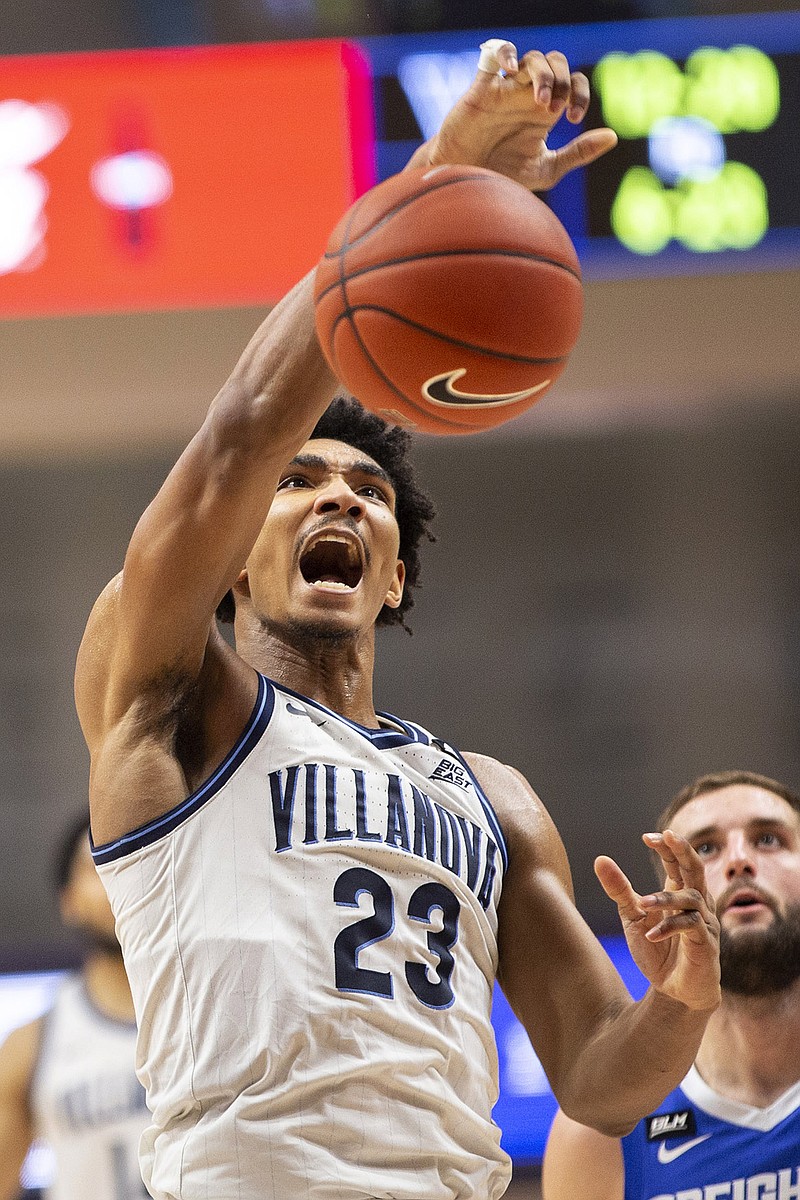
top-left (543, 1107), bottom-right (625, 1200)
top-left (461, 751), bottom-right (546, 816)
top-left (461, 751), bottom-right (570, 878)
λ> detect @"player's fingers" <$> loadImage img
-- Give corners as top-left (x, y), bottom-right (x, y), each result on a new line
top-left (477, 38), bottom-right (519, 77)
top-left (518, 50), bottom-right (557, 106)
top-left (544, 51), bottom-right (572, 110)
top-left (547, 128), bottom-right (618, 184)
top-left (594, 855), bottom-right (647, 921)
top-left (643, 909), bottom-right (711, 942)
top-left (566, 70), bottom-right (592, 122)
top-left (646, 830), bottom-right (710, 896)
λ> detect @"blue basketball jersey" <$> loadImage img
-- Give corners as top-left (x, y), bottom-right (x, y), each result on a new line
top-left (621, 1065), bottom-right (800, 1200)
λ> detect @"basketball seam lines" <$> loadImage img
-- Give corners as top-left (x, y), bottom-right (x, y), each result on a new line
top-left (315, 248), bottom-right (580, 307)
top-left (325, 171), bottom-right (523, 258)
top-left (339, 307), bottom-right (485, 433)
top-left (330, 306), bottom-right (567, 366)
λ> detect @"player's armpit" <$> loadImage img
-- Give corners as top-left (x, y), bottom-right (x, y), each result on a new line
top-left (542, 1109), bottom-right (625, 1200)
top-left (0, 1021), bottom-right (42, 1200)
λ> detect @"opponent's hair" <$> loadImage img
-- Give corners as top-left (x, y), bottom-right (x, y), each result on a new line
top-left (216, 394), bottom-right (436, 632)
top-left (53, 814), bottom-right (91, 893)
top-left (650, 769), bottom-right (800, 882)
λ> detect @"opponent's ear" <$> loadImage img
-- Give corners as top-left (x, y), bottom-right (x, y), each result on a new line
top-left (233, 568), bottom-right (250, 598)
top-left (383, 560), bottom-right (406, 610)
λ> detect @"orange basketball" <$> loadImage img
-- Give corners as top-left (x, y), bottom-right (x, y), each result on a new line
top-left (313, 164), bottom-right (583, 436)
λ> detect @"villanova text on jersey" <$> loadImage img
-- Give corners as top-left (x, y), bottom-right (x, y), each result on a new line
top-left (267, 761), bottom-right (500, 911)
top-left (93, 675), bottom-right (513, 1200)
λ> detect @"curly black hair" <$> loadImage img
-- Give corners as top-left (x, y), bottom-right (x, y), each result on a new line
top-left (217, 394), bottom-right (436, 632)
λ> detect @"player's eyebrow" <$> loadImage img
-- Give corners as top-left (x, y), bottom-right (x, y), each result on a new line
top-left (684, 816), bottom-right (795, 842)
top-left (287, 453), bottom-right (393, 488)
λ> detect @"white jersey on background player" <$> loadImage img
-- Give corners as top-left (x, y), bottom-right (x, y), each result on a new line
top-left (30, 973), bottom-right (147, 1200)
top-left (0, 821), bottom-right (147, 1200)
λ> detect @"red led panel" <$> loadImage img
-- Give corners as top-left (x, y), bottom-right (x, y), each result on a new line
top-left (0, 41), bottom-right (375, 317)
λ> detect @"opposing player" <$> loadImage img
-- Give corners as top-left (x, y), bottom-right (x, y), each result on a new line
top-left (0, 818), bottom-right (147, 1200)
top-left (75, 42), bottom-right (721, 1200)
top-left (543, 770), bottom-right (800, 1200)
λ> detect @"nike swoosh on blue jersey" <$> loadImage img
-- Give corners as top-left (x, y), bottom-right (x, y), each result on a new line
top-left (657, 1134), bottom-right (712, 1164)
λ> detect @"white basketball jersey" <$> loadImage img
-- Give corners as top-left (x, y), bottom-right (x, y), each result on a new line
top-left (94, 674), bottom-right (512, 1200)
top-left (30, 973), bottom-right (149, 1200)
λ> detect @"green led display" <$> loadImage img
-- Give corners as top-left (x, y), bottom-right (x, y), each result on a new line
top-left (611, 163), bottom-right (769, 254)
top-left (594, 45), bottom-right (780, 138)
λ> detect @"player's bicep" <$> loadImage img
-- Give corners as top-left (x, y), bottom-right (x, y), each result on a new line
top-left (542, 1109), bottom-right (625, 1200)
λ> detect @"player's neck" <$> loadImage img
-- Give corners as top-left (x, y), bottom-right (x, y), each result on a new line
top-left (82, 951), bottom-right (136, 1024)
top-left (241, 623), bottom-right (381, 727)
top-left (695, 980), bottom-right (800, 1107)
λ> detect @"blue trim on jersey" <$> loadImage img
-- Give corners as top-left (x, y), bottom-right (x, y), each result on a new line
top-left (273, 679), bottom-right (427, 749)
top-left (91, 673), bottom-right (275, 865)
top-left (446, 748), bottom-right (509, 873)
top-left (273, 681), bottom-right (508, 868)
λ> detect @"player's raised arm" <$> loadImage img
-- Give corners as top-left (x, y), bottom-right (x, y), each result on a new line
top-left (76, 273), bottom-right (338, 727)
top-left (465, 754), bottom-right (720, 1135)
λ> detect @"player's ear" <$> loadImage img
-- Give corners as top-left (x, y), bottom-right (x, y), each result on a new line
top-left (383, 560), bottom-right (405, 610)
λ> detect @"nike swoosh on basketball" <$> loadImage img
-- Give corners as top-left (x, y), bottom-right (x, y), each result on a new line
top-left (657, 1134), bottom-right (712, 1164)
top-left (422, 369), bottom-right (551, 408)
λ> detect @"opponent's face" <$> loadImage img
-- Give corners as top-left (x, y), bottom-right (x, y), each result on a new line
top-left (60, 837), bottom-right (120, 954)
top-left (670, 785), bottom-right (800, 995)
top-left (243, 438), bottom-right (405, 640)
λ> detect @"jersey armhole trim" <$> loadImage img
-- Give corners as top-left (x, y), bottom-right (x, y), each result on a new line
top-left (447, 747), bottom-right (509, 872)
top-left (91, 673), bottom-right (275, 865)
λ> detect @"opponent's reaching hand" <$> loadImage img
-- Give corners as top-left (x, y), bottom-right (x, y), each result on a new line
top-left (595, 831), bottom-right (721, 1012)
top-left (407, 39), bottom-right (618, 192)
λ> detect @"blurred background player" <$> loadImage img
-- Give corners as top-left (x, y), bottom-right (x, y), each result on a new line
top-left (0, 817), bottom-right (147, 1200)
top-left (542, 770), bottom-right (800, 1200)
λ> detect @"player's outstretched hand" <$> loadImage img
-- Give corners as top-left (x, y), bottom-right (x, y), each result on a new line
top-left (408, 38), bottom-right (618, 192)
top-left (595, 830), bottom-right (721, 1012)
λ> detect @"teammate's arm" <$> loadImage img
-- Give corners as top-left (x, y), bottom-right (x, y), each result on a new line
top-left (541, 1109), bottom-right (624, 1200)
top-left (465, 754), bottom-right (719, 1135)
top-left (0, 1020), bottom-right (42, 1200)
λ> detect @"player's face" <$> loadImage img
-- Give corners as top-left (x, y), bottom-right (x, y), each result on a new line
top-left (60, 837), bottom-right (120, 953)
top-left (669, 785), bottom-right (800, 932)
top-left (244, 438), bottom-right (405, 640)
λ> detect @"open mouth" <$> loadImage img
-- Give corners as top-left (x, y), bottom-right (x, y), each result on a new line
top-left (723, 890), bottom-right (769, 914)
top-left (299, 533), bottom-right (364, 591)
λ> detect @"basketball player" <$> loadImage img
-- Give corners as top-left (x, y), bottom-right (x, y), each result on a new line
top-left (543, 770), bottom-right (800, 1200)
top-left (0, 818), bottom-right (148, 1200)
top-left (74, 41), bottom-right (721, 1200)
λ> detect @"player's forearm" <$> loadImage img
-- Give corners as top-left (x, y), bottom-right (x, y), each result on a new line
top-left (208, 270), bottom-right (338, 460)
top-left (559, 989), bottom-right (712, 1136)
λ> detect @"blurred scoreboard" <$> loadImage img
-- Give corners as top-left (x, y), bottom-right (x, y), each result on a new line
top-left (0, 12), bottom-right (797, 318)
top-left (0, 40), bottom-right (374, 317)
top-left (362, 10), bottom-right (800, 278)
